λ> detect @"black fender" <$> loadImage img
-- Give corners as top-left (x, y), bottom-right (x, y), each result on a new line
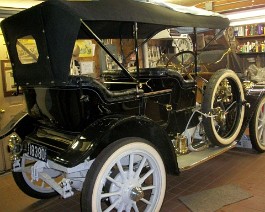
top-left (61, 115), bottom-right (179, 175)
top-left (0, 112), bottom-right (35, 140)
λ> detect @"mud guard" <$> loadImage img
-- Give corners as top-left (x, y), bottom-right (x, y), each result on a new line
top-left (0, 112), bottom-right (35, 140)
top-left (237, 85), bottom-right (265, 139)
top-left (59, 115), bottom-right (179, 175)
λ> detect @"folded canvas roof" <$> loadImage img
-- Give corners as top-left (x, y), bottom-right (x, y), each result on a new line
top-left (1, 0), bottom-right (229, 86)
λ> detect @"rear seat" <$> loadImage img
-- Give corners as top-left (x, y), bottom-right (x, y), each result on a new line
top-left (102, 68), bottom-right (196, 89)
top-left (68, 75), bottom-right (143, 103)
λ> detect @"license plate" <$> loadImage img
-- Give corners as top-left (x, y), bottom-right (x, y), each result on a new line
top-left (27, 143), bottom-right (47, 162)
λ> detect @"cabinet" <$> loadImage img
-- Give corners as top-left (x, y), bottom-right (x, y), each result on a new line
top-left (234, 26), bottom-right (265, 73)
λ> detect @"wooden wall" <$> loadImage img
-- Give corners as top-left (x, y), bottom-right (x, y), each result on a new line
top-left (195, 0), bottom-right (265, 13)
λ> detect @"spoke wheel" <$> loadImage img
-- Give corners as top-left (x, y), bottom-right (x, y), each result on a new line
top-left (249, 96), bottom-right (265, 152)
top-left (12, 154), bottom-right (61, 199)
top-left (81, 137), bottom-right (166, 212)
top-left (202, 69), bottom-right (245, 146)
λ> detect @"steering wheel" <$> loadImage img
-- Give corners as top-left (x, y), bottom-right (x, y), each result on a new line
top-left (166, 51), bottom-right (196, 77)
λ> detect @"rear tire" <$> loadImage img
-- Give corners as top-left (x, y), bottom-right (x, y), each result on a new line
top-left (81, 137), bottom-right (166, 212)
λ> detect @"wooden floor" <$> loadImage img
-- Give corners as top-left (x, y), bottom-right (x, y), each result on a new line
top-left (1, 147), bottom-right (265, 211)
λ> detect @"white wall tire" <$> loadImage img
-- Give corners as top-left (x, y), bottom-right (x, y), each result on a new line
top-left (81, 137), bottom-right (166, 212)
top-left (249, 96), bottom-right (265, 152)
top-left (202, 69), bottom-right (245, 146)
top-left (12, 154), bottom-right (61, 199)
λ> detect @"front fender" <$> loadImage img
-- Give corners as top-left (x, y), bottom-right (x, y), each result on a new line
top-left (0, 112), bottom-right (35, 140)
top-left (62, 115), bottom-right (179, 174)
top-left (238, 85), bottom-right (265, 138)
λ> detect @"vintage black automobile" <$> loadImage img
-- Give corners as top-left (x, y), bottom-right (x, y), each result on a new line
top-left (1, 0), bottom-right (265, 211)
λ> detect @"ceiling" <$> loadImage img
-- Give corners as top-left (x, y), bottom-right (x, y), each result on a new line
top-left (0, 0), bottom-right (41, 8)
top-left (166, 0), bottom-right (206, 6)
top-left (0, 0), bottom-right (42, 18)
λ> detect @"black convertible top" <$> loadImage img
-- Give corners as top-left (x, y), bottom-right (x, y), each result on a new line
top-left (1, 0), bottom-right (230, 86)
top-left (63, 0), bottom-right (229, 38)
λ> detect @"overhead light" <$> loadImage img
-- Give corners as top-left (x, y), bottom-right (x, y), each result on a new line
top-left (225, 7), bottom-right (265, 26)
top-left (230, 17), bottom-right (265, 26)
top-left (0, 1), bottom-right (43, 9)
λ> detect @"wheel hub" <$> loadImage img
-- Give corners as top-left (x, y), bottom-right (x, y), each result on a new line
top-left (213, 107), bottom-right (226, 126)
top-left (109, 170), bottom-right (145, 207)
top-left (130, 187), bottom-right (144, 202)
top-left (217, 79), bottom-right (232, 103)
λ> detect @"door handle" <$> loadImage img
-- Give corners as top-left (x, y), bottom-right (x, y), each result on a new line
top-left (0, 109), bottom-right (5, 113)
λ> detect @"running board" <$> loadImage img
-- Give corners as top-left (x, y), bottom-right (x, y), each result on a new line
top-left (177, 141), bottom-right (237, 171)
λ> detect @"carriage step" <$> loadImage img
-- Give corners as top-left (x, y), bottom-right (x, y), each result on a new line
top-left (177, 141), bottom-right (237, 171)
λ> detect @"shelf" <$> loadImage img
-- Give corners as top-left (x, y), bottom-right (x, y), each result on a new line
top-left (236, 52), bottom-right (265, 55)
top-left (236, 35), bottom-right (265, 39)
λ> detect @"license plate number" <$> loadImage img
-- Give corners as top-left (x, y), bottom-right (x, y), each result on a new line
top-left (27, 143), bottom-right (47, 162)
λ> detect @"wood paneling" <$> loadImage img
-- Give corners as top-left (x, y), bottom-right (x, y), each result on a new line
top-left (166, 0), bottom-right (206, 6)
top-left (195, 0), bottom-right (265, 12)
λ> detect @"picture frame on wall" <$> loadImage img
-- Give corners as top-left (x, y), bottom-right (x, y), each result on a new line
top-left (1, 60), bottom-right (16, 97)
top-left (74, 40), bottom-right (96, 58)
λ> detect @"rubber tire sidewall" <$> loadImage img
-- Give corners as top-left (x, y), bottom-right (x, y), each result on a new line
top-left (202, 69), bottom-right (245, 146)
top-left (81, 137), bottom-right (166, 212)
top-left (249, 96), bottom-right (265, 152)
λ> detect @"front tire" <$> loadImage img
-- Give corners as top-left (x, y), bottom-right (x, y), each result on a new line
top-left (249, 96), bottom-right (265, 152)
top-left (81, 137), bottom-right (166, 212)
top-left (202, 69), bottom-right (245, 146)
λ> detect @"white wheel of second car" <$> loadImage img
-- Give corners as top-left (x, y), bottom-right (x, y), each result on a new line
top-left (250, 96), bottom-right (265, 152)
top-left (81, 137), bottom-right (166, 212)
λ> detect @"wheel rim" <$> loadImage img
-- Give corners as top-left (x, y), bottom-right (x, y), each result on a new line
top-left (257, 103), bottom-right (265, 147)
top-left (21, 155), bottom-right (61, 193)
top-left (94, 149), bottom-right (164, 211)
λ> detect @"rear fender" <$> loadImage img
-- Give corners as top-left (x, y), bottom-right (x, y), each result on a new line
top-left (75, 115), bottom-right (179, 175)
top-left (0, 112), bottom-right (35, 140)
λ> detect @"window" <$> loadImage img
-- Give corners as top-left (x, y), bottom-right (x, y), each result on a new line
top-left (16, 35), bottom-right (39, 64)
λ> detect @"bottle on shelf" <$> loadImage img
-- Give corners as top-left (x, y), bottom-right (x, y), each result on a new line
top-left (257, 24), bottom-right (264, 35)
top-left (260, 41), bottom-right (265, 52)
top-left (235, 23), bottom-right (265, 37)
